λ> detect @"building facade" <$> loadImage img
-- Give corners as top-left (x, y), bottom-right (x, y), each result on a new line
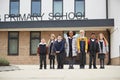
top-left (0, 0), bottom-right (119, 65)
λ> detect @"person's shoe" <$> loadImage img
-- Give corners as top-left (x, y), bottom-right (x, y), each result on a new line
top-left (44, 67), bottom-right (47, 69)
top-left (39, 67), bottom-right (42, 69)
top-left (71, 66), bottom-right (74, 69)
top-left (80, 67), bottom-right (84, 69)
top-left (94, 67), bottom-right (97, 69)
top-left (102, 67), bottom-right (105, 69)
top-left (100, 67), bottom-right (102, 69)
top-left (69, 66), bottom-right (72, 69)
top-left (89, 67), bottom-right (91, 69)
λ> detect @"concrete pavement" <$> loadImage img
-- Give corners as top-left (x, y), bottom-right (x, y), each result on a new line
top-left (0, 65), bottom-right (120, 80)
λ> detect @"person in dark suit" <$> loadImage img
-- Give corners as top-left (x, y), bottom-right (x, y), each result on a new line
top-left (54, 35), bottom-right (65, 69)
top-left (88, 33), bottom-right (99, 69)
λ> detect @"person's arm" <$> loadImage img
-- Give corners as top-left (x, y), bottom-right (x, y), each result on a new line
top-left (85, 37), bottom-right (88, 53)
top-left (77, 38), bottom-right (80, 53)
top-left (88, 39), bottom-right (90, 53)
top-left (60, 41), bottom-right (64, 53)
top-left (96, 40), bottom-right (100, 53)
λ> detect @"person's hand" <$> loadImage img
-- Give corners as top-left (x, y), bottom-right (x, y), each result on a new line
top-left (78, 50), bottom-right (80, 53)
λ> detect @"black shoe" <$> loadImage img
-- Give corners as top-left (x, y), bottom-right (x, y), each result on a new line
top-left (102, 67), bottom-right (105, 69)
top-left (100, 67), bottom-right (102, 69)
top-left (94, 67), bottom-right (97, 69)
top-left (80, 67), bottom-right (84, 69)
top-left (71, 66), bottom-right (74, 69)
top-left (69, 66), bottom-right (72, 69)
top-left (39, 67), bottom-right (42, 69)
top-left (89, 67), bottom-right (91, 69)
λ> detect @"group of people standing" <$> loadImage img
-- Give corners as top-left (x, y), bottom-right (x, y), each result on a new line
top-left (37, 30), bottom-right (109, 69)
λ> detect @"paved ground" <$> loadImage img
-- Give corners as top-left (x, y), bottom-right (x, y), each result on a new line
top-left (0, 65), bottom-right (120, 80)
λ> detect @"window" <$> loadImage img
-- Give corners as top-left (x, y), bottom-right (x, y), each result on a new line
top-left (10, 0), bottom-right (20, 16)
top-left (75, 0), bottom-right (85, 16)
top-left (31, 0), bottom-right (41, 16)
top-left (8, 32), bottom-right (19, 55)
top-left (30, 32), bottom-right (40, 55)
top-left (53, 0), bottom-right (63, 16)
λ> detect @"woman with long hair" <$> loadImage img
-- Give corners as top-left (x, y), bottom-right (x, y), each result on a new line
top-left (98, 33), bottom-right (109, 69)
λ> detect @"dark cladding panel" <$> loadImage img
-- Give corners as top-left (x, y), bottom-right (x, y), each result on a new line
top-left (0, 19), bottom-right (114, 29)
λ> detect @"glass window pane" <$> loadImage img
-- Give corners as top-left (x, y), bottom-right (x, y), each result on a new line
top-left (31, 0), bottom-right (41, 15)
top-left (75, 0), bottom-right (84, 15)
top-left (31, 32), bottom-right (40, 38)
top-left (10, 0), bottom-right (19, 15)
top-left (9, 39), bottom-right (18, 54)
top-left (9, 32), bottom-right (18, 38)
top-left (30, 32), bottom-right (40, 55)
top-left (54, 0), bottom-right (63, 16)
top-left (8, 32), bottom-right (19, 55)
top-left (31, 39), bottom-right (39, 54)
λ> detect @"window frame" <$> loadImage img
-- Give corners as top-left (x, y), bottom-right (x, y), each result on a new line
top-left (30, 31), bottom-right (41, 56)
top-left (31, 0), bottom-right (41, 17)
top-left (9, 0), bottom-right (20, 17)
top-left (74, 0), bottom-right (85, 17)
top-left (53, 0), bottom-right (63, 17)
top-left (8, 31), bottom-right (19, 56)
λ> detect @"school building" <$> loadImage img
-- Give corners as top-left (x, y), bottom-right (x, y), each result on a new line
top-left (0, 0), bottom-right (120, 65)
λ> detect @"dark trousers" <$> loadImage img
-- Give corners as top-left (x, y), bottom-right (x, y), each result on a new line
top-left (68, 57), bottom-right (75, 69)
top-left (56, 53), bottom-right (64, 69)
top-left (49, 55), bottom-right (55, 69)
top-left (89, 53), bottom-right (97, 68)
top-left (80, 51), bottom-right (86, 68)
top-left (39, 55), bottom-right (46, 69)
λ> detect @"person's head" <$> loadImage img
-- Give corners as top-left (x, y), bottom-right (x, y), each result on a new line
top-left (91, 33), bottom-right (96, 39)
top-left (57, 35), bottom-right (62, 42)
top-left (67, 31), bottom-right (76, 37)
top-left (50, 34), bottom-right (56, 40)
top-left (98, 33), bottom-right (108, 45)
top-left (79, 30), bottom-right (85, 37)
top-left (41, 38), bottom-right (46, 43)
top-left (99, 33), bottom-right (104, 40)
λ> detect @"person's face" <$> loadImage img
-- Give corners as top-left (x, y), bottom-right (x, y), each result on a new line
top-left (41, 39), bottom-right (45, 43)
top-left (80, 31), bottom-right (84, 36)
top-left (91, 34), bottom-right (95, 39)
top-left (69, 31), bottom-right (73, 37)
top-left (51, 36), bottom-right (55, 40)
top-left (99, 34), bottom-right (103, 40)
top-left (57, 36), bottom-right (62, 41)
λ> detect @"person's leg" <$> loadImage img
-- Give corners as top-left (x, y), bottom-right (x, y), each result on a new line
top-left (71, 57), bottom-right (75, 69)
top-left (102, 59), bottom-right (105, 68)
top-left (57, 54), bottom-right (60, 69)
top-left (89, 54), bottom-right (92, 69)
top-left (53, 58), bottom-right (55, 69)
top-left (79, 53), bottom-right (82, 68)
top-left (93, 54), bottom-right (97, 69)
top-left (82, 52), bottom-right (86, 68)
top-left (40, 56), bottom-right (43, 69)
top-left (60, 54), bottom-right (63, 69)
top-left (68, 58), bottom-right (72, 69)
top-left (43, 55), bottom-right (47, 69)
top-left (100, 59), bottom-right (102, 68)
top-left (50, 58), bottom-right (52, 69)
